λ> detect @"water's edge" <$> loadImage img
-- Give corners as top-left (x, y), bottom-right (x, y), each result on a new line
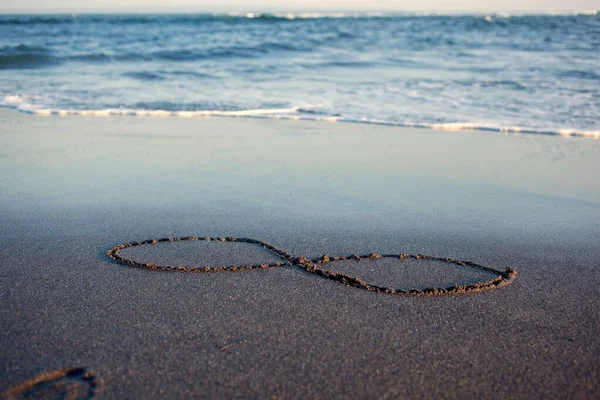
top-left (2, 104), bottom-right (597, 139)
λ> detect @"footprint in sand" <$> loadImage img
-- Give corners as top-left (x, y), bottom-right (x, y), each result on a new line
top-left (107, 236), bottom-right (516, 296)
top-left (3, 367), bottom-right (101, 400)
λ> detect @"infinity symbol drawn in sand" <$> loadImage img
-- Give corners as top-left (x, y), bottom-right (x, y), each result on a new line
top-left (107, 236), bottom-right (516, 296)
top-left (3, 367), bottom-right (101, 400)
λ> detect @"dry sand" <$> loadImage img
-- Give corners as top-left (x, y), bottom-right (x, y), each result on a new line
top-left (0, 109), bottom-right (599, 398)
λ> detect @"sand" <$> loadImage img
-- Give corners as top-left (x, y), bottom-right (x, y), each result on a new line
top-left (0, 108), bottom-right (599, 399)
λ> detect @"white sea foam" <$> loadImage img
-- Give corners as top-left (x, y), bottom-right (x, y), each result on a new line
top-left (14, 109), bottom-right (600, 139)
top-left (1, 94), bottom-right (597, 139)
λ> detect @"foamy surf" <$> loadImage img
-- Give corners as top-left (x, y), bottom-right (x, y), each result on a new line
top-left (24, 106), bottom-right (307, 118)
top-left (3, 102), bottom-right (597, 139)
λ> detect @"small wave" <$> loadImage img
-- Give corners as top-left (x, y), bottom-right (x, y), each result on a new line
top-left (558, 70), bottom-right (600, 80)
top-left (151, 48), bottom-right (253, 61)
top-left (2, 48), bottom-right (124, 69)
top-left (6, 41), bottom-right (307, 68)
top-left (69, 53), bottom-right (113, 62)
top-left (151, 42), bottom-right (305, 62)
top-left (0, 44), bottom-right (56, 69)
top-left (302, 60), bottom-right (376, 69)
top-left (0, 53), bottom-right (55, 69)
top-left (457, 79), bottom-right (527, 90)
top-left (122, 71), bottom-right (166, 81)
top-left (161, 70), bottom-right (221, 80)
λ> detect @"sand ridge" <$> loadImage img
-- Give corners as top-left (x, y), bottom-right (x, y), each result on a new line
top-left (106, 236), bottom-right (516, 296)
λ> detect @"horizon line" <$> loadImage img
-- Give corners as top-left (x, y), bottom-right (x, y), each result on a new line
top-left (0, 8), bottom-right (597, 15)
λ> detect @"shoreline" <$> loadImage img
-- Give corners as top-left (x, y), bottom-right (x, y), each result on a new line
top-left (2, 105), bottom-right (599, 139)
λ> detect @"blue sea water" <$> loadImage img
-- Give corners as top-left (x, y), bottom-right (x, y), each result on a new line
top-left (1, 12), bottom-right (599, 137)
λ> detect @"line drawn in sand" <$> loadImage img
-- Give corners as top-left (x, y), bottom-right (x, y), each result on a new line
top-left (3, 367), bottom-right (102, 400)
top-left (107, 236), bottom-right (516, 296)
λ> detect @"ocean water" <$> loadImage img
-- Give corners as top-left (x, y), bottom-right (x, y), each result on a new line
top-left (1, 12), bottom-right (599, 137)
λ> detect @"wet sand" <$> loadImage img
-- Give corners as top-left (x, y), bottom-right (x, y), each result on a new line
top-left (1, 109), bottom-right (599, 398)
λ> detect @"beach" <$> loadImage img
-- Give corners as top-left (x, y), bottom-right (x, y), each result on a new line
top-left (0, 108), bottom-right (599, 398)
